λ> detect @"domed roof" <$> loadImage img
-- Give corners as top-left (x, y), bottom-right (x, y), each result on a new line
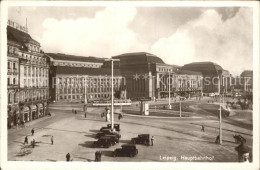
top-left (113, 52), bottom-right (165, 65)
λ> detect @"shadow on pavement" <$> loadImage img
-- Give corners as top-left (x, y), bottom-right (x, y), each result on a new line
top-left (35, 127), bottom-right (88, 134)
top-left (13, 141), bottom-right (24, 144)
top-left (46, 159), bottom-right (57, 162)
top-left (73, 156), bottom-right (93, 162)
top-left (119, 139), bottom-right (131, 144)
top-left (85, 134), bottom-right (96, 138)
top-left (78, 141), bottom-right (94, 148)
top-left (101, 150), bottom-right (114, 157)
top-left (42, 135), bottom-right (52, 137)
top-left (89, 130), bottom-right (100, 133)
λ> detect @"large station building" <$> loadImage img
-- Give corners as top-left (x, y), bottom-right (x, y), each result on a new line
top-left (113, 52), bottom-right (203, 99)
top-left (7, 20), bottom-right (49, 129)
top-left (46, 53), bottom-right (125, 103)
top-left (181, 62), bottom-right (232, 94)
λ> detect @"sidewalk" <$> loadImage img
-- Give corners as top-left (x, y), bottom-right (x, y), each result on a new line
top-left (8, 114), bottom-right (55, 135)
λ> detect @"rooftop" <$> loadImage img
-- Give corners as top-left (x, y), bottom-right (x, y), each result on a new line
top-left (241, 70), bottom-right (253, 77)
top-left (113, 52), bottom-right (165, 65)
top-left (46, 53), bottom-right (106, 63)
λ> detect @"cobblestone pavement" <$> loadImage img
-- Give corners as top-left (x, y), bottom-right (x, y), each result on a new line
top-left (7, 102), bottom-right (252, 162)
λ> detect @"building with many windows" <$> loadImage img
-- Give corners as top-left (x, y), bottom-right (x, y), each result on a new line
top-left (7, 20), bottom-right (49, 129)
top-left (46, 53), bottom-right (125, 102)
top-left (181, 62), bottom-right (231, 94)
top-left (113, 52), bottom-right (203, 99)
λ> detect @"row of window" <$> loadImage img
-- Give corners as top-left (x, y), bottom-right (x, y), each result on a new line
top-left (28, 44), bottom-right (40, 53)
top-left (58, 87), bottom-right (119, 93)
top-left (23, 79), bottom-right (48, 88)
top-left (21, 53), bottom-right (46, 65)
top-left (8, 90), bottom-right (48, 104)
top-left (8, 61), bottom-right (18, 70)
top-left (57, 78), bottom-right (122, 84)
top-left (7, 77), bottom-right (17, 85)
top-left (24, 66), bottom-right (48, 77)
top-left (55, 62), bottom-right (101, 68)
top-left (8, 46), bottom-right (19, 55)
top-left (58, 93), bottom-right (111, 100)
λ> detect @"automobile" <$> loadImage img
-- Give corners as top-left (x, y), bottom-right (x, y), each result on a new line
top-left (100, 124), bottom-right (120, 132)
top-left (107, 124), bottom-right (120, 132)
top-left (93, 136), bottom-right (113, 148)
top-left (131, 134), bottom-right (150, 145)
top-left (113, 144), bottom-right (138, 157)
top-left (104, 134), bottom-right (119, 144)
top-left (225, 93), bottom-right (233, 97)
top-left (96, 129), bottom-right (121, 139)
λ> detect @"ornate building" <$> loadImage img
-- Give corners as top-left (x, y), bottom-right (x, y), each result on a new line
top-left (113, 52), bottom-right (203, 99)
top-left (46, 53), bottom-right (125, 102)
top-left (7, 20), bottom-right (49, 129)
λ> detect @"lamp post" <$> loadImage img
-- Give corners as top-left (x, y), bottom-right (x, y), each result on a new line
top-left (168, 71), bottom-right (172, 109)
top-left (105, 58), bottom-right (120, 131)
top-left (218, 73), bottom-right (222, 145)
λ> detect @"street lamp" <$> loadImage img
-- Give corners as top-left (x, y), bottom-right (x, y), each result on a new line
top-left (218, 72), bottom-right (223, 145)
top-left (168, 71), bottom-right (172, 109)
top-left (105, 58), bottom-right (120, 131)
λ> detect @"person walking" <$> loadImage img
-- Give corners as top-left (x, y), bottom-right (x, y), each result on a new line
top-left (24, 136), bottom-right (28, 144)
top-left (31, 128), bottom-right (34, 136)
top-left (151, 136), bottom-right (154, 146)
top-left (66, 153), bottom-right (71, 162)
top-left (75, 110), bottom-right (77, 114)
top-left (118, 113), bottom-right (123, 120)
top-left (32, 139), bottom-right (35, 148)
top-left (215, 135), bottom-right (220, 144)
top-left (51, 136), bottom-right (54, 145)
top-left (201, 125), bottom-right (205, 132)
top-left (95, 151), bottom-right (98, 162)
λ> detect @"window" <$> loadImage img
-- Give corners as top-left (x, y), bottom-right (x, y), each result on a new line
top-left (24, 67), bottom-right (27, 76)
top-left (13, 78), bottom-right (15, 85)
top-left (13, 63), bottom-right (16, 70)
top-left (8, 78), bottom-right (10, 85)
top-left (24, 79), bottom-right (27, 87)
top-left (8, 62), bottom-right (11, 69)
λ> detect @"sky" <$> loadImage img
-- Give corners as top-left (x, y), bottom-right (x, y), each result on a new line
top-left (8, 6), bottom-right (253, 76)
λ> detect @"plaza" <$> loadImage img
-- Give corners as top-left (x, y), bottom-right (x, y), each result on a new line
top-left (8, 97), bottom-right (252, 162)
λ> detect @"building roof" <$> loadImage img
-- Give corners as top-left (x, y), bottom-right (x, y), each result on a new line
top-left (113, 52), bottom-right (165, 65)
top-left (55, 66), bottom-right (121, 76)
top-left (7, 26), bottom-right (40, 49)
top-left (46, 53), bottom-right (106, 63)
top-left (241, 70), bottom-right (253, 77)
top-left (176, 70), bottom-right (202, 76)
top-left (181, 62), bottom-right (224, 76)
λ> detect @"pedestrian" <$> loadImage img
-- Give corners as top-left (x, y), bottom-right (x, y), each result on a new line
top-left (215, 135), bottom-right (220, 144)
top-left (51, 136), bottom-right (54, 145)
top-left (95, 151), bottom-right (98, 162)
top-left (32, 139), bottom-right (35, 148)
top-left (98, 151), bottom-right (102, 162)
top-left (66, 153), bottom-right (71, 162)
top-left (84, 113), bottom-right (87, 118)
top-left (24, 136), bottom-right (28, 144)
top-left (31, 128), bottom-right (34, 136)
top-left (75, 110), bottom-right (77, 114)
top-left (201, 125), bottom-right (205, 132)
top-left (118, 113), bottom-right (123, 120)
top-left (235, 142), bottom-right (250, 162)
top-left (151, 136), bottom-right (154, 146)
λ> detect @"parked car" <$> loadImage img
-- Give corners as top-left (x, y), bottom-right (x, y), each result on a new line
top-left (209, 93), bottom-right (215, 97)
top-left (100, 126), bottom-right (110, 132)
top-left (131, 134), bottom-right (150, 145)
top-left (93, 136), bottom-right (113, 148)
top-left (96, 129), bottom-right (121, 139)
top-left (100, 124), bottom-right (121, 132)
top-left (113, 144), bottom-right (138, 157)
top-left (104, 134), bottom-right (119, 144)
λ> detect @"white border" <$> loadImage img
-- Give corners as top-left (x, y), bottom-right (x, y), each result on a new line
top-left (1, 1), bottom-right (259, 170)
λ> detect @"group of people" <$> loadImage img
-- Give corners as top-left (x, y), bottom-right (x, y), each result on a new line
top-left (24, 128), bottom-right (54, 149)
top-left (101, 107), bottom-right (123, 121)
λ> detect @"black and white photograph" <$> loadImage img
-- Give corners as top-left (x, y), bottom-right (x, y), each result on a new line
top-left (0, 1), bottom-right (259, 170)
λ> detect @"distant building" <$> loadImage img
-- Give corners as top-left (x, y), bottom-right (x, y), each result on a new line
top-left (46, 53), bottom-right (125, 102)
top-left (113, 52), bottom-right (203, 99)
top-left (181, 62), bottom-right (231, 94)
top-left (7, 20), bottom-right (49, 129)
